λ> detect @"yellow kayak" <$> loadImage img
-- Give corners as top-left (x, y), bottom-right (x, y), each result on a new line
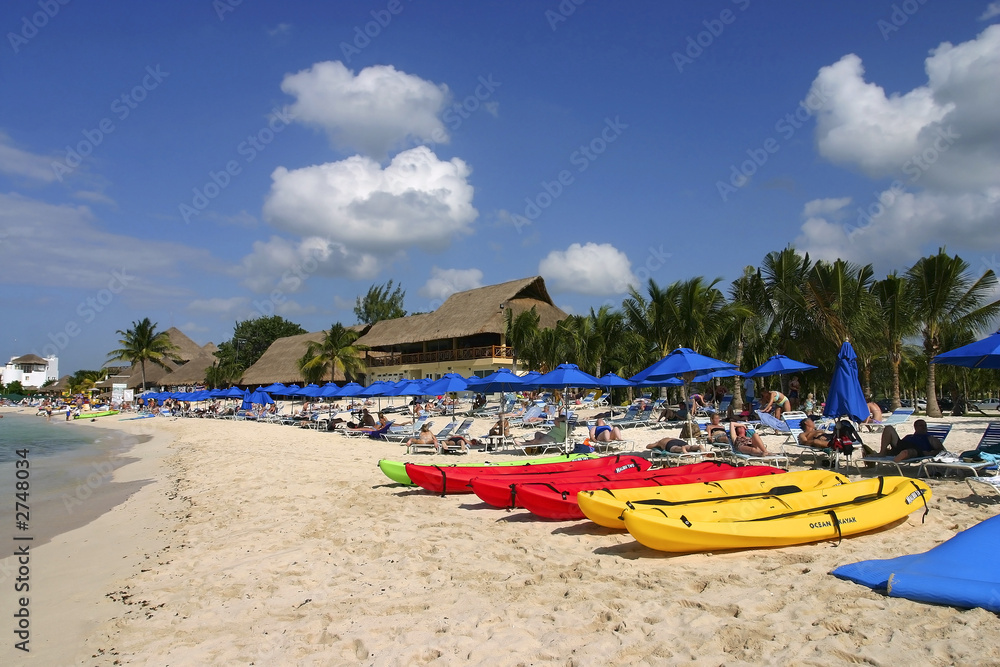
top-left (623, 476), bottom-right (931, 553)
top-left (578, 470), bottom-right (850, 529)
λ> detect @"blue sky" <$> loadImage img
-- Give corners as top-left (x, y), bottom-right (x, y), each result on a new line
top-left (2, 0), bottom-right (999, 374)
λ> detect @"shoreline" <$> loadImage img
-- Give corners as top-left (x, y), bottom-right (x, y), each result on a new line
top-left (3, 408), bottom-right (1000, 664)
top-left (0, 407), bottom-right (176, 665)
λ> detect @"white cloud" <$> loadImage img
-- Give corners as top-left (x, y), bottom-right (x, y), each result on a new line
top-left (0, 192), bottom-right (212, 295)
top-left (274, 299), bottom-right (317, 317)
top-left (268, 23), bottom-right (292, 37)
top-left (799, 26), bottom-right (1000, 267)
top-left (73, 190), bottom-right (116, 206)
top-left (419, 267), bottom-right (484, 301)
top-left (980, 2), bottom-right (1000, 20)
top-left (261, 146), bottom-right (476, 256)
top-left (538, 243), bottom-right (638, 296)
top-left (281, 61), bottom-right (450, 158)
top-left (237, 235), bottom-right (381, 293)
top-left (0, 132), bottom-right (57, 183)
top-left (802, 197), bottom-right (851, 218)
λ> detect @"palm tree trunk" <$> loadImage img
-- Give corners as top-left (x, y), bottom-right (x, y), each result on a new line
top-left (925, 356), bottom-right (942, 417)
top-left (890, 355), bottom-right (902, 411)
top-left (732, 337), bottom-right (745, 412)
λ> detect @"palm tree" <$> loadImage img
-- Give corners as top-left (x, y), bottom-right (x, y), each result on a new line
top-left (504, 306), bottom-right (540, 373)
top-left (107, 318), bottom-right (180, 391)
top-left (298, 323), bottom-right (369, 384)
top-left (724, 267), bottom-right (767, 411)
top-left (905, 249), bottom-right (1000, 417)
top-left (622, 279), bottom-right (676, 363)
top-left (68, 369), bottom-right (106, 395)
top-left (872, 273), bottom-right (918, 410)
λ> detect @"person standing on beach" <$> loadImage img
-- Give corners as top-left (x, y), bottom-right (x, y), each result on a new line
top-left (788, 376), bottom-right (801, 410)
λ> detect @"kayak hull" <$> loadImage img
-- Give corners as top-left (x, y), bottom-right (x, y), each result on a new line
top-left (518, 464), bottom-right (787, 520)
top-left (623, 477), bottom-right (931, 553)
top-left (578, 470), bottom-right (848, 529)
top-left (405, 454), bottom-right (647, 495)
top-left (377, 453), bottom-right (598, 486)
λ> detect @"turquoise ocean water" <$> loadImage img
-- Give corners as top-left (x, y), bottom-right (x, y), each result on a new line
top-left (0, 411), bottom-right (99, 464)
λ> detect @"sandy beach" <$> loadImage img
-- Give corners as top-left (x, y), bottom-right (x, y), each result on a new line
top-left (2, 406), bottom-right (999, 666)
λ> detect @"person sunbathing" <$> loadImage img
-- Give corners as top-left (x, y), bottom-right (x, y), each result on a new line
top-left (864, 400), bottom-right (884, 431)
top-left (875, 419), bottom-right (943, 462)
top-left (646, 437), bottom-right (702, 454)
top-left (733, 423), bottom-right (772, 457)
top-left (589, 418), bottom-right (624, 442)
top-left (404, 423), bottom-right (437, 449)
top-left (514, 415), bottom-right (567, 452)
top-left (705, 413), bottom-right (730, 444)
top-left (489, 417), bottom-right (511, 437)
top-left (440, 434), bottom-right (476, 453)
top-left (797, 417), bottom-right (832, 449)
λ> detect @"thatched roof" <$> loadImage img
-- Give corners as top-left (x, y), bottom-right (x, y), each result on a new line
top-left (157, 350), bottom-right (220, 387)
top-left (202, 341), bottom-right (218, 354)
top-left (355, 276), bottom-right (567, 348)
top-left (10, 354), bottom-right (47, 365)
top-left (240, 326), bottom-right (371, 386)
top-left (36, 375), bottom-right (71, 394)
top-left (101, 327), bottom-right (208, 389)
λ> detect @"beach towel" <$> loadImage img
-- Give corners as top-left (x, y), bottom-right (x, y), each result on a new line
top-left (832, 514), bottom-right (1000, 612)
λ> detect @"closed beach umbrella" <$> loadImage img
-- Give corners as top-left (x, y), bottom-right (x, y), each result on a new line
top-left (933, 330), bottom-right (1000, 369)
top-left (824, 341), bottom-right (871, 423)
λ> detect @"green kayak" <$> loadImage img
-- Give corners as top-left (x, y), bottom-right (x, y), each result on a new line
top-left (377, 453), bottom-right (600, 486)
top-left (74, 410), bottom-right (120, 419)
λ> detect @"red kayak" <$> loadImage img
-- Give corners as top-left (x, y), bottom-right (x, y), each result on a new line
top-left (515, 464), bottom-right (784, 519)
top-left (405, 454), bottom-right (649, 495)
top-left (470, 457), bottom-right (655, 507)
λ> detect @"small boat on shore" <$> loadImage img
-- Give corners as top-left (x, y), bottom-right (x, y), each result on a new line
top-left (73, 410), bottom-right (120, 420)
top-left (377, 453), bottom-right (599, 486)
top-left (623, 476), bottom-right (931, 553)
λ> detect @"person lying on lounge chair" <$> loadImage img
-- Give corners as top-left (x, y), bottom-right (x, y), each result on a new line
top-left (489, 417), bottom-right (511, 437)
top-left (876, 420), bottom-right (943, 462)
top-left (441, 434), bottom-right (477, 453)
top-left (589, 418), bottom-right (624, 442)
top-left (404, 423), bottom-right (437, 450)
top-left (798, 417), bottom-right (833, 449)
top-left (705, 413), bottom-right (730, 444)
top-left (646, 437), bottom-right (702, 454)
top-left (733, 423), bottom-right (773, 457)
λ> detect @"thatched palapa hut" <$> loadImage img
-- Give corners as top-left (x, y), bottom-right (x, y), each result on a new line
top-left (354, 276), bottom-right (567, 381)
top-left (240, 327), bottom-right (370, 386)
top-left (98, 328), bottom-right (216, 390)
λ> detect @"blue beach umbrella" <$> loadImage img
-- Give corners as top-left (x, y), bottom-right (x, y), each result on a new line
top-left (633, 348), bottom-right (738, 383)
top-left (467, 368), bottom-right (527, 394)
top-left (744, 354), bottom-right (818, 378)
top-left (824, 341), bottom-right (871, 423)
top-left (933, 330), bottom-right (1000, 369)
top-left (261, 382), bottom-right (287, 393)
top-left (222, 386), bottom-right (245, 398)
top-left (317, 382), bottom-right (341, 398)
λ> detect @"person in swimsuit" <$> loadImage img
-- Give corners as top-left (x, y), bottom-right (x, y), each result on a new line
top-left (788, 376), bottom-right (800, 410)
top-left (589, 418), bottom-right (624, 442)
top-left (732, 423), bottom-right (772, 456)
top-left (876, 420), bottom-right (943, 462)
top-left (705, 413), bottom-right (729, 444)
top-left (760, 390), bottom-right (790, 419)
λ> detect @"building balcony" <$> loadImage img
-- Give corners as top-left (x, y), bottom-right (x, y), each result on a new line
top-left (366, 345), bottom-right (514, 368)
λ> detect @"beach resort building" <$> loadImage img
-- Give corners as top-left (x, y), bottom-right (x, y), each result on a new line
top-left (237, 276), bottom-right (567, 387)
top-left (1, 353), bottom-right (59, 389)
top-left (353, 276), bottom-right (567, 382)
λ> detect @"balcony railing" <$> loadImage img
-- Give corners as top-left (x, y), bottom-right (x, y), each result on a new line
top-left (366, 345), bottom-right (514, 368)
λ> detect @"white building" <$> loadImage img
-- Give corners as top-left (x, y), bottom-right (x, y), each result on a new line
top-left (1, 354), bottom-right (59, 389)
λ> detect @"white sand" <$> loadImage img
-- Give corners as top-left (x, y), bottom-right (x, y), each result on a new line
top-left (3, 408), bottom-right (999, 665)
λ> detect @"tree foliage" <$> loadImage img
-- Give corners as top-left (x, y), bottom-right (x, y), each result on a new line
top-left (298, 322), bottom-right (369, 384)
top-left (213, 316), bottom-right (307, 384)
top-left (354, 280), bottom-right (407, 326)
top-left (106, 318), bottom-right (180, 391)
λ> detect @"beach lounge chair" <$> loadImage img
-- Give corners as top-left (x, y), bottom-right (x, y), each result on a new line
top-left (454, 417), bottom-right (474, 437)
top-left (861, 422), bottom-right (953, 476)
top-left (864, 407), bottom-right (915, 433)
top-left (966, 476), bottom-right (1000, 498)
top-left (920, 422), bottom-right (1000, 478)
top-left (754, 410), bottom-right (789, 437)
top-left (723, 423), bottom-right (789, 470)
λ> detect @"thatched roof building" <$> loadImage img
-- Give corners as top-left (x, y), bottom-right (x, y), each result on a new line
top-left (157, 350), bottom-right (220, 388)
top-left (99, 327), bottom-right (214, 389)
top-left (355, 276), bottom-right (567, 380)
top-left (240, 327), bottom-right (370, 386)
